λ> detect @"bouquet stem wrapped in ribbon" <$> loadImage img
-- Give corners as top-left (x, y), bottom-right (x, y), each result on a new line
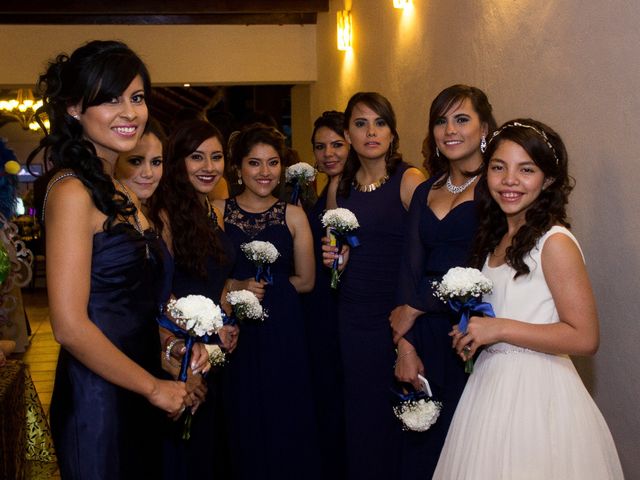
top-left (321, 208), bottom-right (360, 289)
top-left (285, 162), bottom-right (316, 205)
top-left (158, 295), bottom-right (228, 439)
top-left (241, 240), bottom-right (280, 285)
top-left (432, 267), bottom-right (495, 373)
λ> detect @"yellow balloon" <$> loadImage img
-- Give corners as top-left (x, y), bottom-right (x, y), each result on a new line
top-left (4, 160), bottom-right (20, 175)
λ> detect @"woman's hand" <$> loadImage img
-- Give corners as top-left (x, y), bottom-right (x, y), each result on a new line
top-left (321, 236), bottom-right (350, 270)
top-left (174, 341), bottom-right (211, 375)
top-left (450, 315), bottom-right (503, 360)
top-left (185, 369), bottom-right (208, 415)
top-left (389, 304), bottom-right (423, 344)
top-left (146, 378), bottom-right (191, 419)
top-left (230, 278), bottom-right (267, 301)
top-left (394, 338), bottom-right (424, 390)
top-left (219, 325), bottom-right (239, 353)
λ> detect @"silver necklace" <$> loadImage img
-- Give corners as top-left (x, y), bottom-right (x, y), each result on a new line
top-left (446, 175), bottom-right (477, 194)
top-left (114, 179), bottom-right (149, 258)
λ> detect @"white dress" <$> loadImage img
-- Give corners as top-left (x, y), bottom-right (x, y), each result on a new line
top-left (433, 226), bottom-right (624, 480)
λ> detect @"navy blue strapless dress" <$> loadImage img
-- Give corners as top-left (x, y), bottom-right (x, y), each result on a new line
top-left (162, 222), bottom-right (236, 480)
top-left (301, 188), bottom-right (346, 479)
top-left (223, 198), bottom-right (321, 480)
top-left (396, 176), bottom-right (478, 479)
top-left (50, 224), bottom-right (166, 480)
top-left (336, 162), bottom-right (411, 480)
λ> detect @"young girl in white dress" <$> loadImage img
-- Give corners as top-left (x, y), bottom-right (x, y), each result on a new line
top-left (433, 119), bottom-right (624, 479)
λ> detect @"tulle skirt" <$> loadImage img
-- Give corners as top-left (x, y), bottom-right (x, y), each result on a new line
top-left (433, 344), bottom-right (624, 480)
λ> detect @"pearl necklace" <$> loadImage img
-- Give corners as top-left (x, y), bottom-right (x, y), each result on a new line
top-left (445, 175), bottom-right (478, 194)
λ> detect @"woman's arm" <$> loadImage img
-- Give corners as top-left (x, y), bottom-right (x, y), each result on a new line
top-left (400, 167), bottom-right (426, 210)
top-left (286, 204), bottom-right (315, 293)
top-left (46, 178), bottom-right (189, 415)
top-left (454, 233), bottom-right (599, 357)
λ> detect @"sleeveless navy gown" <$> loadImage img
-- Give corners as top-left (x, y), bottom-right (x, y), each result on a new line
top-left (336, 162), bottom-right (411, 480)
top-left (50, 224), bottom-right (166, 480)
top-left (222, 198), bottom-right (321, 480)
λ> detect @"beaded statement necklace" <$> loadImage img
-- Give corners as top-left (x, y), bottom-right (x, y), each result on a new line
top-left (352, 174), bottom-right (390, 193)
top-left (445, 175), bottom-right (478, 195)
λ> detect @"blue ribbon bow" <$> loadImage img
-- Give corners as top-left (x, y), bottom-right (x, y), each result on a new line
top-left (329, 228), bottom-right (361, 271)
top-left (289, 180), bottom-right (302, 205)
top-left (448, 297), bottom-right (496, 333)
top-left (255, 264), bottom-right (274, 285)
top-left (158, 312), bottom-right (233, 382)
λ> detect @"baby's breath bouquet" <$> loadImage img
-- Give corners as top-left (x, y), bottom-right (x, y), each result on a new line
top-left (321, 208), bottom-right (361, 289)
top-left (392, 375), bottom-right (441, 432)
top-left (432, 267), bottom-right (495, 373)
top-left (204, 344), bottom-right (227, 367)
top-left (226, 289), bottom-right (267, 323)
top-left (285, 162), bottom-right (316, 205)
top-left (241, 240), bottom-right (280, 285)
top-left (160, 295), bottom-right (226, 439)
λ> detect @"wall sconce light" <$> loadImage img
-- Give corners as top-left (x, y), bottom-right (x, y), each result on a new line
top-left (337, 10), bottom-right (352, 51)
top-left (393, 0), bottom-right (412, 8)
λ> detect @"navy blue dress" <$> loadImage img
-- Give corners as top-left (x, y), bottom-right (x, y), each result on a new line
top-left (223, 198), bottom-right (321, 480)
top-left (301, 188), bottom-right (346, 479)
top-left (162, 218), bottom-right (236, 479)
top-left (336, 162), bottom-right (411, 480)
top-left (396, 176), bottom-right (478, 479)
top-left (50, 224), bottom-right (166, 480)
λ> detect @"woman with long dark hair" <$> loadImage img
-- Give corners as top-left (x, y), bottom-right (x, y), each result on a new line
top-left (391, 85), bottom-right (496, 478)
top-left (434, 119), bottom-right (623, 478)
top-left (30, 40), bottom-right (191, 479)
top-left (329, 92), bottom-right (425, 480)
top-left (147, 119), bottom-right (239, 478)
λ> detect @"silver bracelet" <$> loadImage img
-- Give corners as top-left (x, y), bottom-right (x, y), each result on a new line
top-left (165, 338), bottom-right (182, 362)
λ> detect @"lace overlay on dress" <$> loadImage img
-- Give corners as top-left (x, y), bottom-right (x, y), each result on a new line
top-left (224, 197), bottom-right (287, 239)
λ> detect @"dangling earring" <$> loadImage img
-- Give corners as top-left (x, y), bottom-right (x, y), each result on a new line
top-left (480, 135), bottom-right (487, 154)
top-left (237, 173), bottom-right (243, 185)
top-left (435, 147), bottom-right (440, 158)
top-left (72, 114), bottom-right (79, 120)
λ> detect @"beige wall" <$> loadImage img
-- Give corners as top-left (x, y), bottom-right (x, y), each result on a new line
top-left (310, 1), bottom-right (640, 477)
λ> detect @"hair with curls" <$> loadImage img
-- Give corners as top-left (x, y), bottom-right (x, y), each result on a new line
top-left (310, 110), bottom-right (345, 145)
top-left (26, 40), bottom-right (151, 230)
top-left (227, 123), bottom-right (286, 181)
top-left (423, 84), bottom-right (497, 186)
top-left (147, 119), bottom-right (226, 278)
top-left (338, 92), bottom-right (403, 198)
top-left (470, 118), bottom-right (574, 277)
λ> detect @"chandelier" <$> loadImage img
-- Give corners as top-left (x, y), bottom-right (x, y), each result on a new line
top-left (0, 88), bottom-right (49, 132)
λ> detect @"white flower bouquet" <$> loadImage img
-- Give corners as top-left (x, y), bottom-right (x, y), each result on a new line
top-left (241, 240), bottom-right (280, 284)
top-left (392, 375), bottom-right (441, 432)
top-left (226, 289), bottom-right (267, 322)
top-left (163, 294), bottom-right (225, 439)
top-left (285, 162), bottom-right (317, 206)
top-left (321, 208), bottom-right (361, 289)
top-left (432, 267), bottom-right (495, 373)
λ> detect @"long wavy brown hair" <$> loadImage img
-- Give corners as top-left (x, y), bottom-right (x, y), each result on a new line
top-left (148, 119), bottom-right (226, 278)
top-left (470, 119), bottom-right (574, 277)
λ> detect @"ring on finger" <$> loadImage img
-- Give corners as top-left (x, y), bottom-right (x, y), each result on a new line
top-left (463, 344), bottom-right (472, 353)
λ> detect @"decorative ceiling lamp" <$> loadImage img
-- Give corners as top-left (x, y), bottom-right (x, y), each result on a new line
top-left (0, 89), bottom-right (48, 133)
top-left (393, 0), bottom-right (412, 8)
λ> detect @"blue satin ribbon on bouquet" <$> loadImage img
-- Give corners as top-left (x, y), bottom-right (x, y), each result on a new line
top-left (448, 297), bottom-right (496, 334)
top-left (158, 313), bottom-right (232, 382)
top-left (289, 180), bottom-right (302, 205)
top-left (391, 386), bottom-right (429, 403)
top-left (329, 227), bottom-right (361, 270)
top-left (255, 264), bottom-right (274, 285)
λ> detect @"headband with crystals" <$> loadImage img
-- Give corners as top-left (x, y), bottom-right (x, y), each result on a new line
top-left (487, 121), bottom-right (559, 165)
